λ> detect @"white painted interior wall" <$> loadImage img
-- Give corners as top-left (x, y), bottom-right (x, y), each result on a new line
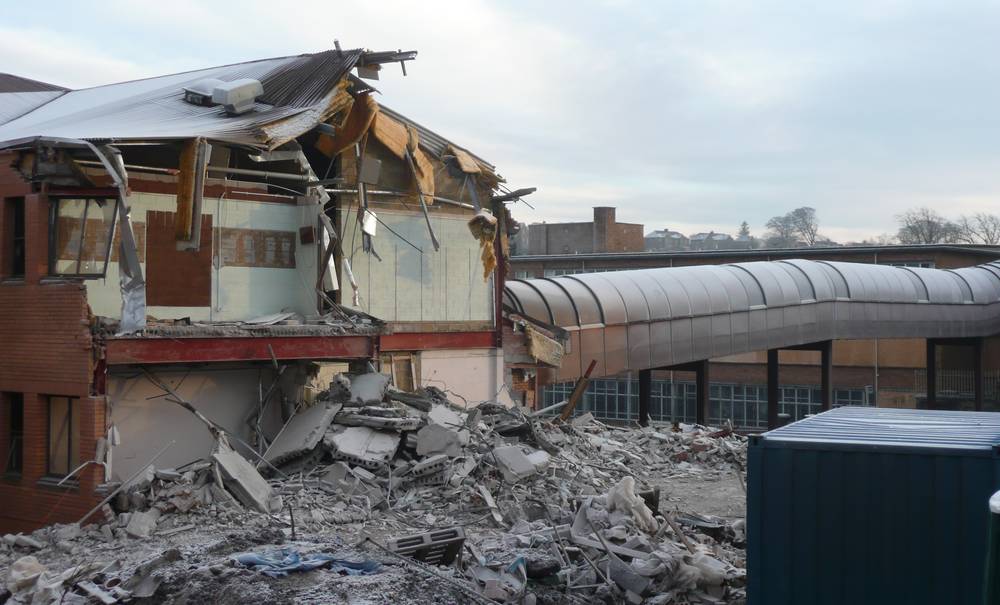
top-left (107, 368), bottom-right (283, 479)
top-left (340, 207), bottom-right (494, 322)
top-left (419, 347), bottom-right (513, 407)
top-left (77, 190), bottom-right (319, 321)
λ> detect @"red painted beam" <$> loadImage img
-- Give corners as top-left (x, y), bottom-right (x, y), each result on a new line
top-left (105, 335), bottom-right (375, 365)
top-left (380, 331), bottom-right (496, 352)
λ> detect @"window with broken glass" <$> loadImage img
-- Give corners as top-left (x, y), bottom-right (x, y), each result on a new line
top-left (48, 197), bottom-right (119, 278)
top-left (47, 396), bottom-right (80, 478)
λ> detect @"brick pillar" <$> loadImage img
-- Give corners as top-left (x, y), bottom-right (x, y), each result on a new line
top-left (23, 193), bottom-right (48, 283)
top-left (593, 207), bottom-right (615, 253)
top-left (77, 396), bottom-right (107, 490)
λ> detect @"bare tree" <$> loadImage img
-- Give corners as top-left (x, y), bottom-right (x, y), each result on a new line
top-left (896, 207), bottom-right (960, 244)
top-left (765, 213), bottom-right (797, 248)
top-left (955, 213), bottom-right (1000, 245)
top-left (789, 206), bottom-right (819, 246)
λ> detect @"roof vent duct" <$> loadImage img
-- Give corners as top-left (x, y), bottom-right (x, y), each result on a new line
top-left (212, 78), bottom-right (263, 115)
top-left (182, 78), bottom-right (224, 106)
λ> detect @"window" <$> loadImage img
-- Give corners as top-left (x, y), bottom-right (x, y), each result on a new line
top-left (886, 260), bottom-right (934, 269)
top-left (47, 396), bottom-right (80, 477)
top-left (4, 393), bottom-right (23, 474)
top-left (5, 197), bottom-right (25, 278)
top-left (49, 197), bottom-right (118, 278)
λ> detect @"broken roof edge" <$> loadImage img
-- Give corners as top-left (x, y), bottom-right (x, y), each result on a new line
top-left (378, 104), bottom-right (496, 171)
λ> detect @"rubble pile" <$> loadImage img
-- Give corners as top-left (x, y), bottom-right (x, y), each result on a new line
top-left (1, 372), bottom-right (748, 604)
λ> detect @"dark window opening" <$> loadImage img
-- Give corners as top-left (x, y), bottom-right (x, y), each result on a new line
top-left (4, 393), bottom-right (23, 474)
top-left (49, 197), bottom-right (119, 278)
top-left (9, 197), bottom-right (25, 278)
top-left (47, 396), bottom-right (79, 478)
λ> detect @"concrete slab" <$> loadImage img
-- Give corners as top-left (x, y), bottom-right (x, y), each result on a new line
top-left (324, 426), bottom-right (400, 468)
top-left (264, 402), bottom-right (342, 465)
top-left (212, 443), bottom-right (275, 513)
top-left (125, 510), bottom-right (160, 539)
top-left (492, 446), bottom-right (541, 483)
top-left (415, 423), bottom-right (468, 457)
top-left (347, 372), bottom-right (391, 406)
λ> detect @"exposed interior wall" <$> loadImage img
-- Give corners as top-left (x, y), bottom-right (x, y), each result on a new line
top-left (107, 367), bottom-right (283, 479)
top-left (418, 347), bottom-right (512, 407)
top-left (68, 189), bottom-right (319, 321)
top-left (340, 203), bottom-right (493, 322)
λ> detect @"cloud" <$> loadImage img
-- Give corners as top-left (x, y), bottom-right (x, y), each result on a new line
top-left (3, 1), bottom-right (1000, 243)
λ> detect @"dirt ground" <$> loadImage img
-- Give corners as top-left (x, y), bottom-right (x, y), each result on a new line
top-left (653, 470), bottom-right (746, 520)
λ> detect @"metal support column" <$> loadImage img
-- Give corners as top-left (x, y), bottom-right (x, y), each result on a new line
top-left (695, 360), bottom-right (710, 426)
top-left (926, 338), bottom-right (937, 410)
top-left (820, 340), bottom-right (833, 413)
top-left (638, 369), bottom-right (651, 427)
top-left (974, 337), bottom-right (985, 412)
top-left (767, 349), bottom-right (780, 429)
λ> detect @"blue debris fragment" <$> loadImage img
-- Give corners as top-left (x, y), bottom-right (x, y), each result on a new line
top-left (232, 548), bottom-right (380, 578)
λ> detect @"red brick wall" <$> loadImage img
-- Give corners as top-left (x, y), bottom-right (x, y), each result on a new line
top-left (146, 210), bottom-right (213, 306)
top-left (0, 154), bottom-right (103, 532)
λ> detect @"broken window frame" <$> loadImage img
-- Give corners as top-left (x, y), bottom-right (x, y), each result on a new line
top-left (47, 195), bottom-right (120, 279)
top-left (46, 395), bottom-right (80, 479)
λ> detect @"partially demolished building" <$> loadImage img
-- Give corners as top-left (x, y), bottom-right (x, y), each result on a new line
top-left (0, 48), bottom-right (523, 532)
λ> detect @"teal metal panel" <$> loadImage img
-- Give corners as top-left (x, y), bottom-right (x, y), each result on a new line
top-left (748, 407), bottom-right (1000, 605)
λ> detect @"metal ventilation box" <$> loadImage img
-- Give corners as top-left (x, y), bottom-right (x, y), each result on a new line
top-left (748, 406), bottom-right (1000, 605)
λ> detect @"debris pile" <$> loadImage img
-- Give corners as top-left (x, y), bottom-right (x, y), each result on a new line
top-left (1, 371), bottom-right (748, 604)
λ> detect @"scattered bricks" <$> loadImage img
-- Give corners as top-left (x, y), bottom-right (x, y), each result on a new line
top-left (387, 526), bottom-right (466, 566)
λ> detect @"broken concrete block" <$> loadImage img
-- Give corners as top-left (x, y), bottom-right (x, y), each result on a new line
top-left (213, 443), bottom-right (276, 513)
top-left (609, 556), bottom-right (652, 596)
top-left (411, 454), bottom-right (449, 477)
top-left (12, 534), bottom-right (45, 550)
top-left (264, 402), bottom-right (342, 465)
top-left (347, 372), bottom-right (390, 406)
top-left (125, 509), bottom-right (161, 539)
top-left (415, 423), bottom-right (468, 457)
top-left (492, 445), bottom-right (542, 483)
top-left (571, 412), bottom-right (595, 427)
top-left (336, 411), bottom-right (421, 431)
top-left (428, 403), bottom-right (465, 428)
top-left (324, 426), bottom-right (400, 468)
top-left (525, 449), bottom-right (551, 473)
top-left (321, 461), bottom-right (351, 486)
top-left (5, 555), bottom-right (46, 592)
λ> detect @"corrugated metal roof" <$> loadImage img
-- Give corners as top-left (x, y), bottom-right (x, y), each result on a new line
top-left (0, 50), bottom-right (362, 148)
top-left (0, 91), bottom-right (65, 125)
top-left (0, 73), bottom-right (68, 93)
top-left (505, 259), bottom-right (1000, 382)
top-left (761, 406), bottom-right (1000, 451)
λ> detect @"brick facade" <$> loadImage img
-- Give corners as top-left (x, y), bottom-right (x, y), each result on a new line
top-left (0, 152), bottom-right (104, 532)
top-left (523, 207), bottom-right (644, 256)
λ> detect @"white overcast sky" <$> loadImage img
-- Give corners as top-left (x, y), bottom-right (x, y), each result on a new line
top-left (3, 1), bottom-right (999, 242)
